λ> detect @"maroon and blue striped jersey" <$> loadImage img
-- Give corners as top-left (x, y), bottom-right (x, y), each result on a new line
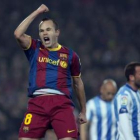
top-left (24, 38), bottom-right (81, 98)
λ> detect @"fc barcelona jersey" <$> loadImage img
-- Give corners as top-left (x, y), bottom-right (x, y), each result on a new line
top-left (24, 38), bottom-right (81, 98)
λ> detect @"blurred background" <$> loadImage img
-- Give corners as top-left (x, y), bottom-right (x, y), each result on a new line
top-left (0, 0), bottom-right (140, 139)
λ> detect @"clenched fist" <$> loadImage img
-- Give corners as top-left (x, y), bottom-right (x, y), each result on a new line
top-left (37, 4), bottom-right (49, 14)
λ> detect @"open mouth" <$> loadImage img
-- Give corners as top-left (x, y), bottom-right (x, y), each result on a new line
top-left (44, 37), bottom-right (50, 43)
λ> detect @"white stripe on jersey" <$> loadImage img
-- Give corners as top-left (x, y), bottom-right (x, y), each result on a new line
top-left (111, 103), bottom-right (117, 140)
top-left (87, 98), bottom-right (98, 140)
top-left (86, 96), bottom-right (117, 140)
top-left (114, 84), bottom-right (140, 140)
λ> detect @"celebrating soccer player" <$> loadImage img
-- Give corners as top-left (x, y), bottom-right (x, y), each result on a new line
top-left (14, 4), bottom-right (87, 140)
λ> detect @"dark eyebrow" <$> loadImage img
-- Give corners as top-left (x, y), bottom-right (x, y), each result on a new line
top-left (39, 27), bottom-right (52, 32)
top-left (39, 29), bottom-right (44, 32)
top-left (46, 27), bottom-right (52, 29)
top-left (46, 27), bottom-right (52, 31)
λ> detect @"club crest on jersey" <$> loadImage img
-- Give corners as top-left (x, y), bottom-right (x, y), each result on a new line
top-left (60, 61), bottom-right (68, 68)
top-left (23, 126), bottom-right (29, 133)
top-left (59, 53), bottom-right (67, 60)
top-left (121, 96), bottom-right (128, 106)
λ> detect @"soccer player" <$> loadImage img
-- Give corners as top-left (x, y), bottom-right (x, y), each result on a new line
top-left (114, 62), bottom-right (140, 140)
top-left (14, 4), bottom-right (87, 140)
top-left (80, 79), bottom-right (117, 140)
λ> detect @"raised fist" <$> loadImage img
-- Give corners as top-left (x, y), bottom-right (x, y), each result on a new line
top-left (37, 4), bottom-right (49, 14)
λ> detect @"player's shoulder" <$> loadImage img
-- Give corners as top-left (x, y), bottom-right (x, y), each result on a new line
top-left (24, 38), bottom-right (41, 51)
top-left (31, 38), bottom-right (42, 47)
top-left (60, 44), bottom-right (77, 55)
top-left (32, 38), bottom-right (41, 43)
top-left (60, 45), bottom-right (72, 51)
top-left (116, 84), bottom-right (131, 98)
top-left (87, 96), bottom-right (99, 105)
top-left (86, 97), bottom-right (96, 110)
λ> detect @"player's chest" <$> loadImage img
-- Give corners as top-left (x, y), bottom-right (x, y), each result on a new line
top-left (95, 102), bottom-right (113, 118)
top-left (35, 50), bottom-right (70, 69)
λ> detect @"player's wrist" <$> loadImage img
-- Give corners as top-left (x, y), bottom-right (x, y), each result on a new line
top-left (35, 9), bottom-right (42, 15)
top-left (80, 109), bottom-right (86, 114)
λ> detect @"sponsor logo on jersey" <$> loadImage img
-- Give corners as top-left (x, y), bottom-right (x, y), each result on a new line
top-left (67, 129), bottom-right (75, 133)
top-left (39, 57), bottom-right (60, 65)
top-left (121, 96), bottom-right (128, 106)
top-left (60, 61), bottom-right (68, 68)
top-left (119, 107), bottom-right (128, 114)
top-left (38, 57), bottom-right (68, 68)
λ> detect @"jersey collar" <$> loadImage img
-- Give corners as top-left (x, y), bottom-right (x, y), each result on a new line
top-left (125, 83), bottom-right (138, 92)
top-left (47, 44), bottom-right (62, 51)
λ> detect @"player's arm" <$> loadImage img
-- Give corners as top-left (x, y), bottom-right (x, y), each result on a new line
top-left (119, 113), bottom-right (135, 140)
top-left (14, 4), bottom-right (49, 49)
top-left (117, 94), bottom-right (135, 140)
top-left (72, 76), bottom-right (87, 124)
top-left (80, 122), bottom-right (89, 140)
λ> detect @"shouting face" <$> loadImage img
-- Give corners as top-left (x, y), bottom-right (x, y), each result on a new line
top-left (39, 20), bottom-right (60, 48)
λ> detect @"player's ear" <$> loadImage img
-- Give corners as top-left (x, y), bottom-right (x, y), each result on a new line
top-left (100, 85), bottom-right (104, 93)
top-left (56, 29), bottom-right (60, 37)
top-left (129, 75), bottom-right (135, 81)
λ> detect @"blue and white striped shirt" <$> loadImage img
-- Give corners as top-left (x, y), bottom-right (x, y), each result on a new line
top-left (114, 84), bottom-right (140, 140)
top-left (86, 96), bottom-right (117, 140)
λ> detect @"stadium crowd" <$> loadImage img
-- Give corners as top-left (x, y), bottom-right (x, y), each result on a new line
top-left (0, 0), bottom-right (140, 139)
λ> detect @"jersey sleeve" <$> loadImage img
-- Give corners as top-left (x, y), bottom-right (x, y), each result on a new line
top-left (119, 113), bottom-right (136, 140)
top-left (115, 90), bottom-right (135, 139)
top-left (71, 52), bottom-right (81, 77)
top-left (117, 91), bottom-right (131, 115)
top-left (24, 38), bottom-right (38, 62)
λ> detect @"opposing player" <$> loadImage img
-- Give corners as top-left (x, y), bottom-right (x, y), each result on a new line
top-left (80, 79), bottom-right (117, 140)
top-left (114, 62), bottom-right (140, 140)
top-left (14, 4), bottom-right (87, 140)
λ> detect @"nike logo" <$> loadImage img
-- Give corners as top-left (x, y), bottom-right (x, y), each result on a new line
top-left (67, 130), bottom-right (75, 133)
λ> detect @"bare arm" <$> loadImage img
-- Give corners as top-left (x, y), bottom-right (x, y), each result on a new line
top-left (80, 122), bottom-right (89, 140)
top-left (72, 77), bottom-right (87, 124)
top-left (14, 4), bottom-right (49, 49)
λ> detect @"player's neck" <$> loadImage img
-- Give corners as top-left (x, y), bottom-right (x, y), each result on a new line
top-left (100, 95), bottom-right (108, 102)
top-left (127, 82), bottom-right (138, 91)
top-left (52, 42), bottom-right (59, 48)
top-left (44, 42), bottom-right (59, 49)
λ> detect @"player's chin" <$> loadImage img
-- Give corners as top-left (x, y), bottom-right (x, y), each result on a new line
top-left (44, 45), bottom-right (51, 48)
top-left (44, 43), bottom-right (52, 48)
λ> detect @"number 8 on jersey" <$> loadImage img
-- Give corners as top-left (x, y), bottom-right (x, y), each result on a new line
top-left (24, 113), bottom-right (32, 125)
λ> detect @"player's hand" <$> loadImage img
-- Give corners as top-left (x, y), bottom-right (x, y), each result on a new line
top-left (37, 4), bottom-right (49, 14)
top-left (78, 112), bottom-right (87, 124)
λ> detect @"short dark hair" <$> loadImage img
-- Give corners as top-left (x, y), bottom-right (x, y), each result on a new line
top-left (124, 62), bottom-right (140, 81)
top-left (39, 18), bottom-right (59, 30)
